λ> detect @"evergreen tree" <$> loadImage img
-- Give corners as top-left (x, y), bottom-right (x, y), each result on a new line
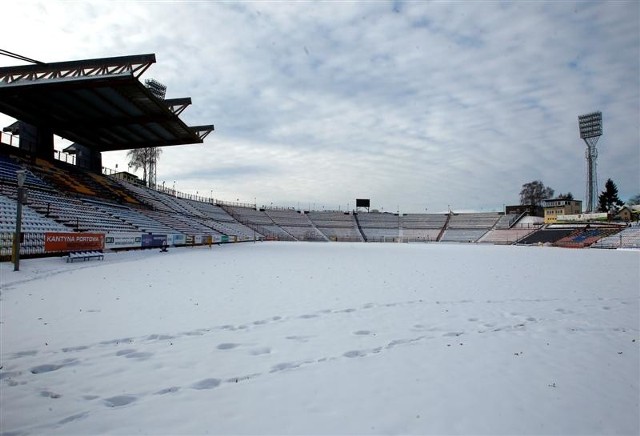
top-left (597, 178), bottom-right (624, 212)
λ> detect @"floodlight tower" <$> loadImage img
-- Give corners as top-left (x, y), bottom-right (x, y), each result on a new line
top-left (144, 79), bottom-right (167, 189)
top-left (578, 111), bottom-right (602, 213)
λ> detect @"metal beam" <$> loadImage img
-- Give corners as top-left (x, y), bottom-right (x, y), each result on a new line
top-left (0, 53), bottom-right (214, 153)
top-left (190, 125), bottom-right (215, 141)
top-left (0, 54), bottom-right (156, 85)
top-left (164, 97), bottom-right (192, 116)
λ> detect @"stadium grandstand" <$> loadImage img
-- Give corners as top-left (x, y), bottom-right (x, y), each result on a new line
top-left (1, 141), bottom-right (636, 259)
top-left (1, 52), bottom-right (637, 262)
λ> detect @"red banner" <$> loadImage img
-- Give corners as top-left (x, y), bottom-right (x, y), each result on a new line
top-left (44, 233), bottom-right (105, 252)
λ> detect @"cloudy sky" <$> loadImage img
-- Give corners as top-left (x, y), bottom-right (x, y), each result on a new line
top-left (1, 1), bottom-right (638, 213)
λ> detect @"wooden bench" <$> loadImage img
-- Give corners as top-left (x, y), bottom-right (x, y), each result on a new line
top-left (66, 251), bottom-right (104, 263)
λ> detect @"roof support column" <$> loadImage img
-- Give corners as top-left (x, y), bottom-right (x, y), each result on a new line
top-left (18, 121), bottom-right (54, 160)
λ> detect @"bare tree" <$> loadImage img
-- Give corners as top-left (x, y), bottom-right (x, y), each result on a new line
top-left (520, 181), bottom-right (554, 207)
top-left (127, 148), bottom-right (147, 182)
top-left (126, 147), bottom-right (162, 186)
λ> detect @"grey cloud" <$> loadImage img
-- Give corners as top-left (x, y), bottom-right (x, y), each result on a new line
top-left (1, 0), bottom-right (638, 211)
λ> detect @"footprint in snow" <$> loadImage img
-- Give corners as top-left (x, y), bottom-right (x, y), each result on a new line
top-left (286, 335), bottom-right (313, 342)
top-left (31, 364), bottom-right (63, 374)
top-left (146, 334), bottom-right (174, 341)
top-left (183, 330), bottom-right (205, 336)
top-left (353, 330), bottom-right (372, 336)
top-left (0, 371), bottom-right (20, 380)
top-left (191, 378), bottom-right (221, 390)
top-left (339, 308), bottom-right (356, 313)
top-left (100, 338), bottom-right (132, 345)
top-left (12, 350), bottom-right (38, 358)
top-left (270, 362), bottom-right (301, 372)
top-left (103, 395), bottom-right (137, 407)
top-left (62, 345), bottom-right (89, 353)
top-left (116, 349), bottom-right (154, 360)
top-left (155, 386), bottom-right (180, 395)
top-left (58, 412), bottom-right (90, 425)
top-left (344, 350), bottom-right (367, 358)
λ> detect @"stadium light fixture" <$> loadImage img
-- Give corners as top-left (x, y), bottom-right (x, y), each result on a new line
top-left (579, 112), bottom-right (603, 139)
top-left (13, 170), bottom-right (27, 271)
top-left (145, 78), bottom-right (167, 100)
top-left (578, 111), bottom-right (602, 213)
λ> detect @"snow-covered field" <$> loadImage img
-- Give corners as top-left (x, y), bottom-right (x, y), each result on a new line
top-left (1, 242), bottom-right (638, 435)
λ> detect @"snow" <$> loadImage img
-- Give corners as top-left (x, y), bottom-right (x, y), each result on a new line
top-left (1, 242), bottom-right (638, 435)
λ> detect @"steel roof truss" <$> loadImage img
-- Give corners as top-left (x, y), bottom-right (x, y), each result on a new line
top-left (0, 54), bottom-right (156, 85)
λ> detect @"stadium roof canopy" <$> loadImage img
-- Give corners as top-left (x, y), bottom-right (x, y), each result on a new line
top-left (0, 53), bottom-right (213, 152)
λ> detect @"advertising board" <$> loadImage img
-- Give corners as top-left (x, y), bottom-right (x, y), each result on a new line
top-left (105, 233), bottom-right (143, 250)
top-left (44, 232), bottom-right (105, 252)
top-left (141, 234), bottom-right (167, 248)
top-left (169, 234), bottom-right (186, 246)
top-left (557, 213), bottom-right (608, 222)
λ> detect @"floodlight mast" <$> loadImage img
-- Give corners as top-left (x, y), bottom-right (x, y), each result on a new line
top-left (144, 78), bottom-right (167, 188)
top-left (578, 111), bottom-right (602, 213)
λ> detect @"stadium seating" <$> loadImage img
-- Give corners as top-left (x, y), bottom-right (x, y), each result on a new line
top-left (264, 209), bottom-right (326, 241)
top-left (2, 144), bottom-right (636, 258)
top-left (400, 214), bottom-right (448, 229)
top-left (478, 228), bottom-right (536, 244)
top-left (494, 213), bottom-right (520, 229)
top-left (554, 227), bottom-right (622, 248)
top-left (478, 213), bottom-right (535, 244)
top-left (0, 155), bottom-right (52, 189)
top-left (0, 193), bottom-right (71, 257)
top-left (440, 229), bottom-right (488, 243)
top-left (116, 180), bottom-right (176, 212)
top-left (306, 211), bottom-right (363, 241)
top-left (434, 213), bottom-right (502, 243)
top-left (223, 206), bottom-right (295, 240)
top-left (591, 225), bottom-right (640, 249)
top-left (517, 228), bottom-right (576, 245)
top-left (400, 228), bottom-right (441, 242)
top-left (82, 198), bottom-right (175, 234)
top-left (447, 213), bottom-right (501, 229)
top-left (184, 200), bottom-right (260, 239)
top-left (356, 212), bottom-right (400, 241)
top-left (28, 190), bottom-right (139, 233)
